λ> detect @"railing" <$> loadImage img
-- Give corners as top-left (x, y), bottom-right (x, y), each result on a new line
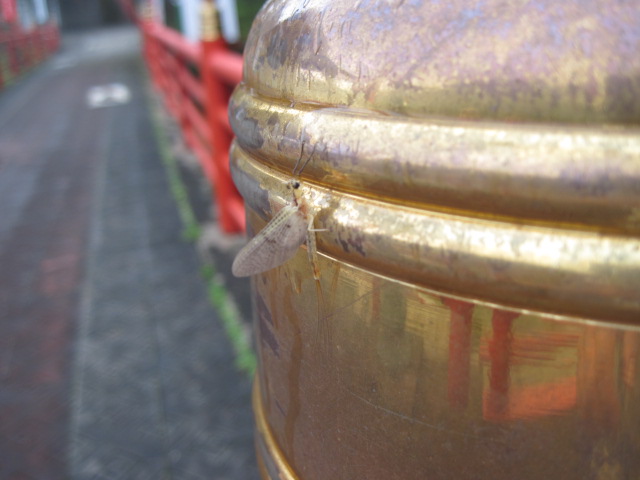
top-left (0, 22), bottom-right (60, 90)
top-left (140, 7), bottom-right (245, 234)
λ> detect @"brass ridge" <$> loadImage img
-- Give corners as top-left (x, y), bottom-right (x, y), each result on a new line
top-left (231, 143), bottom-right (640, 324)
top-left (230, 85), bottom-right (640, 236)
top-left (253, 379), bottom-right (299, 480)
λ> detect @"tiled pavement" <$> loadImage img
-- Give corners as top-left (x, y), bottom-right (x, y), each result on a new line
top-left (0, 27), bottom-right (257, 479)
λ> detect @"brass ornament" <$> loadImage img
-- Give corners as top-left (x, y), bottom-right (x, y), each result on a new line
top-left (230, 1), bottom-right (640, 479)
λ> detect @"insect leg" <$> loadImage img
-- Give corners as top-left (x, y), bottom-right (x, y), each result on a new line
top-left (306, 214), bottom-right (321, 281)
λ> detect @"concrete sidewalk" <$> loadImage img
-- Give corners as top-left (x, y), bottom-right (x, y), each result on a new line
top-left (0, 26), bottom-right (257, 480)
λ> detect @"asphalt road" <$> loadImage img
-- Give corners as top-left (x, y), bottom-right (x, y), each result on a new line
top-left (0, 26), bottom-right (257, 480)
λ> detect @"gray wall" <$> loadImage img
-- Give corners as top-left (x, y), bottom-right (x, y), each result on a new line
top-left (59, 0), bottom-right (126, 30)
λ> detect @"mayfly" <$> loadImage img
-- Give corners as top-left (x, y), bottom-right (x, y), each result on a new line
top-left (232, 143), bottom-right (332, 354)
top-left (231, 143), bottom-right (322, 280)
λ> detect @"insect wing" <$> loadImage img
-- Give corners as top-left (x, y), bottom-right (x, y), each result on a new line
top-left (232, 205), bottom-right (308, 277)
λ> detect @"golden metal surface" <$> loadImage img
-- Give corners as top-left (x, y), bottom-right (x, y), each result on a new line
top-left (247, 256), bottom-right (640, 479)
top-left (254, 378), bottom-right (299, 480)
top-left (231, 146), bottom-right (640, 323)
top-left (243, 0), bottom-right (640, 124)
top-left (230, 0), bottom-right (640, 478)
top-left (230, 85), bottom-right (640, 235)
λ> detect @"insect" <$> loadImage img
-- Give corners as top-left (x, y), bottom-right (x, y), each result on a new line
top-left (232, 144), bottom-right (331, 353)
top-left (232, 143), bottom-right (322, 280)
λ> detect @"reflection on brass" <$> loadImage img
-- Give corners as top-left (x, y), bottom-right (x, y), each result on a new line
top-left (244, 253), bottom-right (640, 479)
top-left (230, 0), bottom-right (640, 479)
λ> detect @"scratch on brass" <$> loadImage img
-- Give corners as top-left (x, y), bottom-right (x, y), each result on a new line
top-left (343, 387), bottom-right (479, 439)
top-left (323, 284), bottom-right (385, 320)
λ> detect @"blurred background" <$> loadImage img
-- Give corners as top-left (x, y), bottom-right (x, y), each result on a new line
top-left (0, 0), bottom-right (267, 478)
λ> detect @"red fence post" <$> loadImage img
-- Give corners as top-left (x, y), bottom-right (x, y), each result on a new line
top-left (139, 2), bottom-right (244, 234)
top-left (0, 20), bottom-right (58, 93)
top-left (200, 1), bottom-right (245, 233)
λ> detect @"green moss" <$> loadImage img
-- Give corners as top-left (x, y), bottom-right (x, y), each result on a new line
top-left (147, 82), bottom-right (256, 378)
top-left (203, 264), bottom-right (257, 376)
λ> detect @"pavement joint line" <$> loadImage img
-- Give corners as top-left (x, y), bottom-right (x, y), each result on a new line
top-left (68, 91), bottom-right (115, 476)
top-left (145, 80), bottom-right (257, 378)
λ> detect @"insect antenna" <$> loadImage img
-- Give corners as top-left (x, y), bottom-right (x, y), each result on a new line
top-left (292, 141), bottom-right (317, 178)
top-left (292, 142), bottom-right (305, 176)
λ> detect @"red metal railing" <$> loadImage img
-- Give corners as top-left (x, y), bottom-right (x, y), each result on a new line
top-left (141, 18), bottom-right (245, 234)
top-left (0, 22), bottom-right (60, 90)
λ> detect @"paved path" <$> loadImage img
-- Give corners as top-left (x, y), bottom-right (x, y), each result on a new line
top-left (0, 27), bottom-right (257, 480)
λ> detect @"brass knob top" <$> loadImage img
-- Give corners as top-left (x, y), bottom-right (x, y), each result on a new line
top-left (244, 0), bottom-right (640, 125)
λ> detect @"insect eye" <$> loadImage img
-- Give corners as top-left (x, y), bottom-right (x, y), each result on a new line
top-left (292, 181), bottom-right (300, 189)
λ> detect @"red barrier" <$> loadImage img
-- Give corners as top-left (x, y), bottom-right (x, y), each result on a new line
top-left (141, 14), bottom-right (245, 234)
top-left (0, 22), bottom-right (60, 90)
